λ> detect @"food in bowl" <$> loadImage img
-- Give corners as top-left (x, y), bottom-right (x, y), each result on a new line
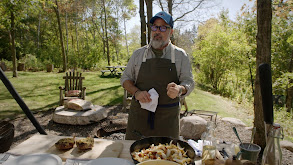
top-left (137, 160), bottom-right (180, 165)
top-left (131, 140), bottom-right (192, 165)
top-left (76, 137), bottom-right (94, 150)
top-left (55, 137), bottom-right (75, 150)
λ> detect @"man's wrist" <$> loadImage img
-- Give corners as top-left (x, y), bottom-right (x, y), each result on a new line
top-left (133, 89), bottom-right (140, 98)
top-left (178, 86), bottom-right (183, 97)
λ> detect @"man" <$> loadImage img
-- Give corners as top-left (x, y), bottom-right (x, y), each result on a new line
top-left (120, 11), bottom-right (195, 140)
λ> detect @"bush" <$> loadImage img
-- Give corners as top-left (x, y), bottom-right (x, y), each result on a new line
top-left (19, 54), bottom-right (45, 71)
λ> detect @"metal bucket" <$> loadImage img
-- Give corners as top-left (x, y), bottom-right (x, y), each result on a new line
top-left (239, 143), bottom-right (261, 163)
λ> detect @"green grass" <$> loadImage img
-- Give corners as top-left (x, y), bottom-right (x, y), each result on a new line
top-left (0, 71), bottom-right (292, 141)
top-left (186, 86), bottom-right (254, 125)
top-left (0, 71), bottom-right (124, 119)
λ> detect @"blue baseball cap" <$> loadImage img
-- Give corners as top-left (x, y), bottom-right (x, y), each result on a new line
top-left (150, 11), bottom-right (174, 28)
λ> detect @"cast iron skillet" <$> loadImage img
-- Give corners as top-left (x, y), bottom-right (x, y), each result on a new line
top-left (130, 136), bottom-right (196, 165)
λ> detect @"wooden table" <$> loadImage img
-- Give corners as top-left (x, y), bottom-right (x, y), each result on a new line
top-left (115, 66), bottom-right (126, 71)
top-left (101, 66), bottom-right (126, 77)
top-left (5, 134), bottom-right (254, 165)
top-left (7, 134), bottom-right (134, 163)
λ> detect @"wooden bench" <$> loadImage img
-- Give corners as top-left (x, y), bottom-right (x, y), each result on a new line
top-left (101, 70), bottom-right (111, 76)
top-left (182, 109), bottom-right (218, 123)
top-left (117, 72), bottom-right (123, 77)
top-left (122, 89), bottom-right (132, 110)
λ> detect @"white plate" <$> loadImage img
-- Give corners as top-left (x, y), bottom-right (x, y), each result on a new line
top-left (3, 153), bottom-right (62, 165)
top-left (85, 157), bottom-right (135, 165)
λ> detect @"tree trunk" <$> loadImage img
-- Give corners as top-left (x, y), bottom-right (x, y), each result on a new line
top-left (10, 9), bottom-right (17, 77)
top-left (167, 0), bottom-right (175, 44)
top-left (286, 50), bottom-right (293, 113)
top-left (123, 16), bottom-right (130, 58)
top-left (75, 20), bottom-right (79, 64)
top-left (65, 11), bottom-right (69, 57)
top-left (37, 13), bottom-right (41, 51)
top-left (114, 10), bottom-right (119, 62)
top-left (139, 0), bottom-right (147, 46)
top-left (54, 0), bottom-right (67, 72)
top-left (254, 0), bottom-right (272, 150)
top-left (100, 15), bottom-right (106, 59)
top-left (145, 0), bottom-right (152, 44)
top-left (74, 1), bottom-right (79, 58)
top-left (246, 53), bottom-right (255, 95)
top-left (167, 0), bottom-right (172, 15)
top-left (102, 0), bottom-right (110, 66)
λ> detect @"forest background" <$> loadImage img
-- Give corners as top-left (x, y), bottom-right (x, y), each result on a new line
top-left (0, 0), bottom-right (293, 143)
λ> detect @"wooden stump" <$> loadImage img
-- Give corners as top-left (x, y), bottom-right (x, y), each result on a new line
top-left (0, 62), bottom-right (7, 71)
top-left (17, 63), bottom-right (25, 71)
top-left (46, 64), bottom-right (54, 72)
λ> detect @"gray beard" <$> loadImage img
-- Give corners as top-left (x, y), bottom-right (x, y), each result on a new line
top-left (151, 32), bottom-right (171, 49)
top-left (151, 39), bottom-right (169, 49)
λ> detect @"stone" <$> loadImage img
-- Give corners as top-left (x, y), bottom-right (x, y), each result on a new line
top-left (52, 105), bottom-right (109, 125)
top-left (221, 117), bottom-right (246, 127)
top-left (280, 140), bottom-right (293, 152)
top-left (180, 115), bottom-right (207, 140)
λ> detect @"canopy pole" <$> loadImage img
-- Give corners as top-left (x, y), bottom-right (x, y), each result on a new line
top-left (0, 68), bottom-right (47, 135)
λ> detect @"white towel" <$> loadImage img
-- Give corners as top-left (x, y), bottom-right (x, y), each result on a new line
top-left (139, 88), bottom-right (159, 112)
top-left (188, 139), bottom-right (203, 157)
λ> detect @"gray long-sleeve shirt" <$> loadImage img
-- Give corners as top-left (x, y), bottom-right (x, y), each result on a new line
top-left (120, 43), bottom-right (195, 96)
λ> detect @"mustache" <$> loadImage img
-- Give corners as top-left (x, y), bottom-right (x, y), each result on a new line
top-left (154, 33), bottom-right (162, 38)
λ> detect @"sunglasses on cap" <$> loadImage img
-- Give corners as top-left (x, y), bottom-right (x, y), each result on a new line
top-left (150, 25), bottom-right (171, 32)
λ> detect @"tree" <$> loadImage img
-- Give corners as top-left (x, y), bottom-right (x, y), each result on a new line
top-left (9, 4), bottom-right (17, 77)
top-left (113, 0), bottom-right (136, 59)
top-left (155, 0), bottom-right (208, 23)
top-left (271, 0), bottom-right (293, 113)
top-left (0, 0), bottom-right (43, 76)
top-left (145, 0), bottom-right (153, 44)
top-left (193, 14), bottom-right (250, 93)
top-left (139, 0), bottom-right (147, 46)
top-left (102, 0), bottom-right (110, 66)
top-left (53, 0), bottom-right (67, 72)
top-left (1, 1), bottom-right (19, 77)
top-left (253, 0), bottom-right (272, 149)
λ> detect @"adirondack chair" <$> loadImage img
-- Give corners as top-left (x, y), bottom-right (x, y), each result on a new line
top-left (59, 71), bottom-right (86, 106)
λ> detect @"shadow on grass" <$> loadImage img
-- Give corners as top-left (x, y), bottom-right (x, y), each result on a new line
top-left (99, 74), bottom-right (122, 79)
top-left (197, 83), bottom-right (225, 96)
top-left (30, 101), bottom-right (59, 111)
top-left (87, 85), bottom-right (121, 95)
top-left (88, 85), bottom-right (123, 105)
top-left (1, 101), bottom-right (59, 120)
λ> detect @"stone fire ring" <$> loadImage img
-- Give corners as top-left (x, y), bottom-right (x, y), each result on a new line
top-left (52, 105), bottom-right (108, 125)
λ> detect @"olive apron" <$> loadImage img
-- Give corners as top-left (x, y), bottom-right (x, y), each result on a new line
top-left (125, 44), bottom-right (180, 140)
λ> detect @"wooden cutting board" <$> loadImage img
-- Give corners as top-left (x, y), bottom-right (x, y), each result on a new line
top-left (8, 134), bottom-right (123, 161)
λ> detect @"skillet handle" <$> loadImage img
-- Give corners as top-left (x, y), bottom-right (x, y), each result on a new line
top-left (132, 130), bottom-right (146, 139)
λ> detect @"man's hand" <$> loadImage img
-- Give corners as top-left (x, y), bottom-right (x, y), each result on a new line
top-left (167, 82), bottom-right (181, 99)
top-left (135, 90), bottom-right (152, 103)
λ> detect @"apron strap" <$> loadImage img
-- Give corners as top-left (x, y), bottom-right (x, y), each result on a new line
top-left (171, 43), bottom-right (175, 63)
top-left (143, 44), bottom-right (151, 62)
top-left (147, 112), bottom-right (155, 130)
